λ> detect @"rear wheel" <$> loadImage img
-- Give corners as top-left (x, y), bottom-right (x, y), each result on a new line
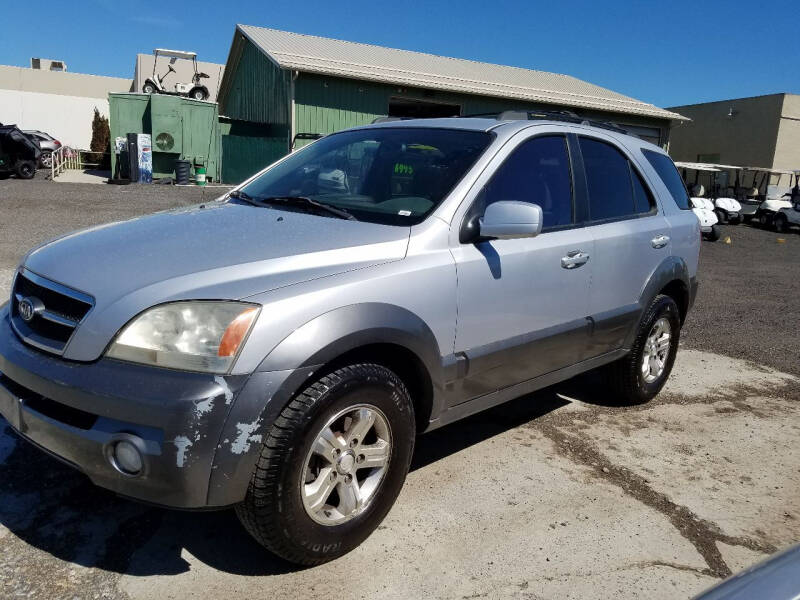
top-left (39, 151), bottom-right (52, 168)
top-left (189, 87), bottom-right (208, 101)
top-left (15, 160), bottom-right (36, 179)
top-left (729, 214), bottom-right (742, 225)
top-left (758, 211), bottom-right (771, 227)
top-left (236, 363), bottom-right (416, 565)
top-left (714, 208), bottom-right (728, 224)
top-left (603, 295), bottom-right (681, 404)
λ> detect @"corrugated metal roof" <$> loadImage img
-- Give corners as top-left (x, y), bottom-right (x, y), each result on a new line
top-left (237, 25), bottom-right (685, 121)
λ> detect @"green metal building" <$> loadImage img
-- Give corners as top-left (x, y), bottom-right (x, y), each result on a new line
top-left (108, 93), bottom-right (221, 182)
top-left (216, 25), bottom-right (686, 184)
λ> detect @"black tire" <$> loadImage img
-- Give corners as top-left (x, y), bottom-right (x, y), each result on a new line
top-left (603, 295), bottom-right (681, 404)
top-left (714, 208), bottom-right (728, 224)
top-left (758, 211), bottom-right (771, 228)
top-left (729, 214), bottom-right (742, 225)
top-left (774, 213), bottom-right (788, 233)
top-left (39, 151), bottom-right (52, 168)
top-left (15, 160), bottom-right (36, 179)
top-left (189, 87), bottom-right (208, 101)
top-left (704, 224), bottom-right (721, 241)
top-left (742, 215), bottom-right (753, 224)
top-left (236, 363), bottom-right (416, 566)
top-left (142, 82), bottom-right (156, 94)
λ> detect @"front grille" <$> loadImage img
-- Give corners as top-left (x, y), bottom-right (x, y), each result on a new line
top-left (10, 270), bottom-right (94, 355)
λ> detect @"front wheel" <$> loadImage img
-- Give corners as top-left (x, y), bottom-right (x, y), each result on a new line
top-left (774, 213), bottom-right (788, 233)
top-left (142, 82), bottom-right (156, 94)
top-left (39, 151), bottom-right (52, 168)
top-left (236, 363), bottom-right (416, 565)
top-left (704, 224), bottom-right (721, 241)
top-left (758, 211), bottom-right (771, 227)
top-left (714, 208), bottom-right (728, 224)
top-left (603, 295), bottom-right (681, 404)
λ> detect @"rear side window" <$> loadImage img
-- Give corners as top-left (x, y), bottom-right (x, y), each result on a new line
top-left (477, 135), bottom-right (573, 230)
top-left (643, 150), bottom-right (691, 210)
top-left (632, 167), bottom-right (654, 214)
top-left (579, 138), bottom-right (635, 221)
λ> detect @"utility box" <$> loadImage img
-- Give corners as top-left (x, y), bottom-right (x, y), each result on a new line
top-left (108, 93), bottom-right (220, 182)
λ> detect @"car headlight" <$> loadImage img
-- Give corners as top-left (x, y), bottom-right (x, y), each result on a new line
top-left (107, 301), bottom-right (260, 373)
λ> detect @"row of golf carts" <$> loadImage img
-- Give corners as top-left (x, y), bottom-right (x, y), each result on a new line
top-left (675, 162), bottom-right (800, 241)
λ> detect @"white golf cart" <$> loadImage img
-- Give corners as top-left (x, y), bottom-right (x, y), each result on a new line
top-left (772, 172), bottom-right (800, 233)
top-left (142, 49), bottom-right (210, 101)
top-left (674, 162), bottom-right (721, 241)
top-left (675, 162), bottom-right (744, 224)
top-left (756, 169), bottom-right (799, 228)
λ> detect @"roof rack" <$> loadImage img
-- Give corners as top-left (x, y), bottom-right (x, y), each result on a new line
top-left (462, 109), bottom-right (628, 134)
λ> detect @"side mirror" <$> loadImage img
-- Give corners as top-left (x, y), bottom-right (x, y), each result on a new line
top-left (478, 201), bottom-right (543, 240)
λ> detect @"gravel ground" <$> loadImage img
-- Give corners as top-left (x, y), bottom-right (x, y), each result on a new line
top-left (0, 179), bottom-right (798, 599)
top-left (682, 223), bottom-right (800, 376)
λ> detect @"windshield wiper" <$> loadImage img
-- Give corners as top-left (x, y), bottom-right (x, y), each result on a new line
top-left (260, 196), bottom-right (357, 221)
top-left (227, 189), bottom-right (260, 205)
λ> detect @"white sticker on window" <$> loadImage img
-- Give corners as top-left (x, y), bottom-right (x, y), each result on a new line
top-left (398, 210), bottom-right (412, 216)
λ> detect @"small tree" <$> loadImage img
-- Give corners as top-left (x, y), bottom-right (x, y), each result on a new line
top-left (89, 107), bottom-right (111, 169)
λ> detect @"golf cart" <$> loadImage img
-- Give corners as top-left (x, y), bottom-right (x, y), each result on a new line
top-left (729, 166), bottom-right (786, 223)
top-left (675, 162), bottom-right (744, 224)
top-left (142, 49), bottom-right (210, 101)
top-left (755, 169), bottom-right (798, 228)
top-left (0, 124), bottom-right (41, 179)
top-left (674, 162), bottom-right (721, 241)
top-left (772, 172), bottom-right (800, 233)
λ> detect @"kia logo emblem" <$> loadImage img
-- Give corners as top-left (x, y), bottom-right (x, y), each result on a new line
top-left (17, 296), bottom-right (43, 322)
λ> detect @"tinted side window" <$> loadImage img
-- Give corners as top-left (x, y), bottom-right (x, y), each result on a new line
top-left (643, 150), bottom-right (691, 210)
top-left (579, 137), bottom-right (635, 221)
top-left (479, 135), bottom-right (573, 230)
top-left (632, 166), bottom-right (654, 214)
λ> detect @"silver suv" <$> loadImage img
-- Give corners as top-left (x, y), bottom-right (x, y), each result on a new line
top-left (0, 116), bottom-right (699, 565)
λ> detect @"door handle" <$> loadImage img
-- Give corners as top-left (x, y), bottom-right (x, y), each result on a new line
top-left (561, 250), bottom-right (590, 269)
top-left (651, 234), bottom-right (670, 249)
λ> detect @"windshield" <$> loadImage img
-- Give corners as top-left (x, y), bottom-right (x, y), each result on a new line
top-left (240, 127), bottom-right (493, 225)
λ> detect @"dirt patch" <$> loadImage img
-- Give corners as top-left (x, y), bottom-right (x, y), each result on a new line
top-left (535, 422), bottom-right (776, 578)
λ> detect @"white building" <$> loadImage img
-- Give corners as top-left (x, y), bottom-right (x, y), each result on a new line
top-left (0, 64), bottom-right (132, 149)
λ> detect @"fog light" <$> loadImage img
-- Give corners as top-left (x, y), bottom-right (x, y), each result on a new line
top-left (113, 440), bottom-right (143, 475)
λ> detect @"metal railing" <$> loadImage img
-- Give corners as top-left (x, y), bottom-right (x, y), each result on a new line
top-left (50, 147), bottom-right (108, 180)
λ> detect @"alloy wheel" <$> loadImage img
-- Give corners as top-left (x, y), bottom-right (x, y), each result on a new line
top-left (642, 317), bottom-right (671, 384)
top-left (301, 404), bottom-right (392, 526)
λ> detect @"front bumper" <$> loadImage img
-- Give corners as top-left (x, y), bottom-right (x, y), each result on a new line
top-left (0, 305), bottom-right (250, 508)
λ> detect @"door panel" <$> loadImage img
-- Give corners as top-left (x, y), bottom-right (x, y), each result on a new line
top-left (585, 215), bottom-right (670, 356)
top-left (452, 229), bottom-right (594, 401)
top-left (576, 135), bottom-right (672, 357)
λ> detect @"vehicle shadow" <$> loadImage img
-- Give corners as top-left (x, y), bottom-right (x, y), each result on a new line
top-left (0, 373), bottom-right (623, 579)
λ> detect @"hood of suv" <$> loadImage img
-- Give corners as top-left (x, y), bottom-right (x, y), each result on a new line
top-left (23, 201), bottom-right (410, 360)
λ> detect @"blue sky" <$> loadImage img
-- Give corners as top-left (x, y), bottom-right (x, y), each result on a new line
top-left (1, 0), bottom-right (796, 108)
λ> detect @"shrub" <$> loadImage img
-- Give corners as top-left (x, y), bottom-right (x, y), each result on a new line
top-left (89, 107), bottom-right (111, 169)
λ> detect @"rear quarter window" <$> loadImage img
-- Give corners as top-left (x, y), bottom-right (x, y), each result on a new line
top-left (642, 150), bottom-right (691, 210)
